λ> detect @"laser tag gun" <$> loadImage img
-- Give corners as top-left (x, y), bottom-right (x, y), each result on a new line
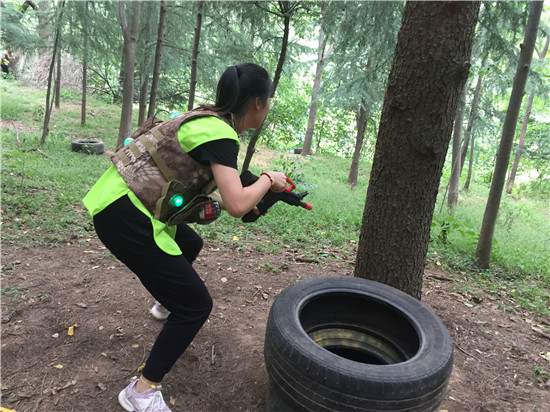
top-left (240, 171), bottom-right (312, 223)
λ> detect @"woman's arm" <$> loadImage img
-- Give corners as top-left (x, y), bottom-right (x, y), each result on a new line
top-left (211, 162), bottom-right (287, 218)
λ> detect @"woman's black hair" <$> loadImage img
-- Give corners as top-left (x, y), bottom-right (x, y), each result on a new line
top-left (202, 63), bottom-right (271, 124)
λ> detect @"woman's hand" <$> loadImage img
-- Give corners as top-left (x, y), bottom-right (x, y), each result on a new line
top-left (263, 171), bottom-right (288, 193)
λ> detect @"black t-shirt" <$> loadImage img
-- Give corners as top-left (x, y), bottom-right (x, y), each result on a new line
top-left (187, 138), bottom-right (239, 170)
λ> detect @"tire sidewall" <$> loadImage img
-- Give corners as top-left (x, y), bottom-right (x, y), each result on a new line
top-left (71, 139), bottom-right (104, 155)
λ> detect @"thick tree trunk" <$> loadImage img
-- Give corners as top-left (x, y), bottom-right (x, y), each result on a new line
top-left (354, 2), bottom-right (480, 299)
top-left (302, 29), bottom-right (328, 156)
top-left (460, 74), bottom-right (483, 174)
top-left (506, 37), bottom-right (548, 194)
top-left (117, 1), bottom-right (141, 148)
top-left (40, 0), bottom-right (65, 145)
top-left (147, 0), bottom-right (167, 119)
top-left (463, 130), bottom-right (475, 190)
top-left (448, 81), bottom-right (467, 209)
top-left (475, 1), bottom-right (542, 269)
top-left (242, 7), bottom-right (290, 172)
top-left (188, 1), bottom-right (204, 111)
top-left (348, 99), bottom-right (368, 189)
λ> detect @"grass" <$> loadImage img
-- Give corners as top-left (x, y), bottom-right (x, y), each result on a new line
top-left (1, 79), bottom-right (548, 317)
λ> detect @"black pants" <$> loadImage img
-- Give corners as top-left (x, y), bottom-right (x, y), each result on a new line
top-left (93, 195), bottom-right (213, 382)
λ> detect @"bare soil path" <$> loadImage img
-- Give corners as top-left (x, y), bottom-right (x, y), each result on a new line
top-left (1, 237), bottom-right (549, 411)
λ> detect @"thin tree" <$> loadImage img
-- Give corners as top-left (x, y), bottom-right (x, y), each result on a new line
top-left (40, 0), bottom-right (65, 145)
top-left (460, 73), bottom-right (483, 174)
top-left (137, 1), bottom-right (154, 126)
top-left (302, 7), bottom-right (334, 156)
top-left (81, 1), bottom-right (89, 126)
top-left (54, 51), bottom-right (61, 108)
top-left (188, 1), bottom-right (204, 111)
top-left (506, 36), bottom-right (549, 194)
top-left (348, 62), bottom-right (371, 189)
top-left (147, 0), bottom-right (167, 120)
top-left (354, 1), bottom-right (480, 299)
top-left (463, 129), bottom-right (475, 190)
top-left (117, 0), bottom-right (141, 148)
top-left (475, 1), bottom-right (543, 269)
top-left (448, 82), bottom-right (467, 209)
top-left (242, 1), bottom-right (299, 172)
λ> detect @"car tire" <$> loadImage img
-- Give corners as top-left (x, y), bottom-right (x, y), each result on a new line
top-left (71, 139), bottom-right (104, 155)
top-left (264, 276), bottom-right (453, 412)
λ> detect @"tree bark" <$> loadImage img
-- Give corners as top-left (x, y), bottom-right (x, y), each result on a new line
top-left (242, 2), bottom-right (291, 172)
top-left (348, 98), bottom-right (369, 189)
top-left (354, 1), bottom-right (480, 299)
top-left (117, 1), bottom-right (141, 148)
top-left (147, 0), bottom-right (167, 120)
top-left (475, 1), bottom-right (542, 269)
top-left (302, 28), bottom-right (328, 156)
top-left (460, 73), bottom-right (483, 174)
top-left (81, 2), bottom-right (88, 126)
top-left (463, 129), bottom-right (475, 190)
top-left (40, 0), bottom-right (65, 145)
top-left (448, 81), bottom-right (467, 209)
top-left (137, 2), bottom-right (154, 126)
top-left (506, 37), bottom-right (548, 194)
top-left (188, 1), bottom-right (204, 111)
top-left (54, 51), bottom-right (61, 108)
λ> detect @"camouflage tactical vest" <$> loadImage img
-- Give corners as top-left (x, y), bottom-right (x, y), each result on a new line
top-left (111, 110), bottom-right (225, 224)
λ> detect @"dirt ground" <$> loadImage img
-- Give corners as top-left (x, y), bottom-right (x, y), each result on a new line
top-left (1, 233), bottom-right (549, 412)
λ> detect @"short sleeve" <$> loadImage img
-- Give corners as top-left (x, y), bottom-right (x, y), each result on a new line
top-left (187, 139), bottom-right (239, 170)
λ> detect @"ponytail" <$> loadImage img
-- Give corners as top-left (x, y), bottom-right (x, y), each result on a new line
top-left (201, 63), bottom-right (272, 126)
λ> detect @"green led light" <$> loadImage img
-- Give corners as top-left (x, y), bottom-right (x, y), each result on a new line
top-left (169, 194), bottom-right (184, 208)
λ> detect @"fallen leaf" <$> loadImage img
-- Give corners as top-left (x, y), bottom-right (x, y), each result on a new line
top-left (131, 344), bottom-right (139, 349)
top-left (137, 363), bottom-right (145, 372)
top-left (170, 396), bottom-right (176, 406)
top-left (221, 277), bottom-right (227, 283)
top-left (540, 351), bottom-right (550, 362)
top-left (67, 324), bottom-right (78, 336)
top-left (52, 333), bottom-right (59, 338)
top-left (1, 407), bottom-right (17, 412)
top-left (97, 383), bottom-right (106, 391)
top-left (55, 364), bottom-right (63, 369)
top-left (232, 236), bottom-right (239, 241)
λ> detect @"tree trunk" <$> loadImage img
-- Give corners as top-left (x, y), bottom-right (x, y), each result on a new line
top-left (40, 0), bottom-right (65, 145)
top-left (81, 2), bottom-right (88, 126)
top-left (302, 29), bottom-right (328, 156)
top-left (463, 129), bottom-right (475, 190)
top-left (242, 4), bottom-right (290, 172)
top-left (448, 81), bottom-right (467, 209)
top-left (354, 1), bottom-right (480, 299)
top-left (54, 51), bottom-right (61, 108)
top-left (475, 1), bottom-right (542, 269)
top-left (460, 73), bottom-right (483, 174)
top-left (37, 0), bottom-right (51, 42)
top-left (348, 99), bottom-right (369, 189)
top-left (137, 2), bottom-right (154, 126)
top-left (188, 1), bottom-right (204, 111)
top-left (117, 1), bottom-right (141, 148)
top-left (148, 0), bottom-right (167, 120)
top-left (506, 37), bottom-right (548, 194)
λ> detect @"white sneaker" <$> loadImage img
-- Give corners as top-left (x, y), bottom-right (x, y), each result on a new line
top-left (118, 376), bottom-right (172, 412)
top-left (150, 301), bottom-right (170, 321)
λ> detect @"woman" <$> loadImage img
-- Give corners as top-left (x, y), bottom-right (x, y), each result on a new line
top-left (83, 63), bottom-right (287, 412)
